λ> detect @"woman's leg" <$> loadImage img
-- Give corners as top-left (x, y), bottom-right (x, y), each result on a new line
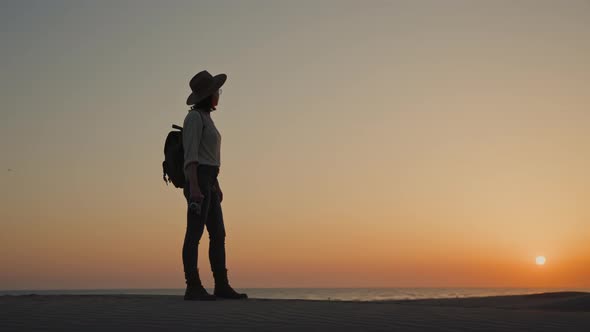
top-left (206, 182), bottom-right (247, 299)
top-left (206, 187), bottom-right (226, 272)
top-left (181, 175), bottom-right (218, 300)
top-left (182, 182), bottom-right (211, 279)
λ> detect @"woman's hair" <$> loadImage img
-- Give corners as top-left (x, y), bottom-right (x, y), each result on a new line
top-left (190, 95), bottom-right (213, 112)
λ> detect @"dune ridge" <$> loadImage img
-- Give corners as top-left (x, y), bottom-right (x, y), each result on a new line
top-left (394, 291), bottom-right (590, 312)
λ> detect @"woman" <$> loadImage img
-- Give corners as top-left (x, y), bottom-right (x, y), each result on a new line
top-left (181, 70), bottom-right (247, 301)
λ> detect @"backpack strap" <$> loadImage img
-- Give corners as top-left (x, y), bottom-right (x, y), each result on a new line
top-left (162, 161), bottom-right (168, 185)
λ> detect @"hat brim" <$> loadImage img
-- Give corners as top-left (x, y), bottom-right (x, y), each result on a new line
top-left (186, 73), bottom-right (227, 105)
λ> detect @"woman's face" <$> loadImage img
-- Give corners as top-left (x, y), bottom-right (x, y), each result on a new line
top-left (211, 89), bottom-right (221, 108)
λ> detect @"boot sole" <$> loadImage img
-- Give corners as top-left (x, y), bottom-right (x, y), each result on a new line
top-left (214, 295), bottom-right (248, 300)
top-left (184, 296), bottom-right (217, 301)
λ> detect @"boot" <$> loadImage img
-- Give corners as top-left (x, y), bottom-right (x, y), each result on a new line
top-left (184, 269), bottom-right (216, 301)
top-left (213, 268), bottom-right (248, 299)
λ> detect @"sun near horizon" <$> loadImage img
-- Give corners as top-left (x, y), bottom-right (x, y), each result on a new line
top-left (536, 256), bottom-right (547, 266)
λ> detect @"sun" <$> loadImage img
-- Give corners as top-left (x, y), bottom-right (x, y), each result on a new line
top-left (535, 256), bottom-right (546, 265)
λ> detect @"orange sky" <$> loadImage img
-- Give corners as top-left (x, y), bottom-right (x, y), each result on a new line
top-left (1, 0), bottom-right (589, 290)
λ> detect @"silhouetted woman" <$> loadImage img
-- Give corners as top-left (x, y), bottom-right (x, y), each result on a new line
top-left (182, 70), bottom-right (247, 300)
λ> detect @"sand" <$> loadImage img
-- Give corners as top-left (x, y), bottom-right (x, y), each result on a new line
top-left (1, 292), bottom-right (589, 331)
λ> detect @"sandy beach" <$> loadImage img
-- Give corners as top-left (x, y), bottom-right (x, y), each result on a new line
top-left (1, 292), bottom-right (588, 331)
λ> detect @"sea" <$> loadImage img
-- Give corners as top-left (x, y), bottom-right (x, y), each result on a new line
top-left (1, 288), bottom-right (588, 301)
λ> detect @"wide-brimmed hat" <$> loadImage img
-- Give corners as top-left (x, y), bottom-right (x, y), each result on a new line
top-left (186, 70), bottom-right (227, 105)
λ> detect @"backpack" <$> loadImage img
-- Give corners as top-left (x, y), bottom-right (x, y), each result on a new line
top-left (162, 111), bottom-right (204, 188)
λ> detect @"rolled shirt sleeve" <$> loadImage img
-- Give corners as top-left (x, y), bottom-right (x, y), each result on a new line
top-left (182, 111), bottom-right (203, 171)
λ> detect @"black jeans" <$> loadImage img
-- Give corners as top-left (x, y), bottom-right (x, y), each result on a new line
top-left (182, 165), bottom-right (226, 277)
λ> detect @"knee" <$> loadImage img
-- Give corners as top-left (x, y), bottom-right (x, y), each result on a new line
top-left (185, 231), bottom-right (203, 244)
top-left (209, 229), bottom-right (226, 242)
top-left (185, 225), bottom-right (205, 242)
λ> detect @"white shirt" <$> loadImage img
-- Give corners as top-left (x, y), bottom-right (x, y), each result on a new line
top-left (182, 109), bottom-right (221, 177)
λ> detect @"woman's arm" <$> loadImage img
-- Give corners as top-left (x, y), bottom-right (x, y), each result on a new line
top-left (185, 162), bottom-right (204, 202)
top-left (183, 111), bottom-right (204, 202)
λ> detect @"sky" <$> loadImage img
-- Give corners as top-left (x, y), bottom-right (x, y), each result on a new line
top-left (1, 0), bottom-right (589, 290)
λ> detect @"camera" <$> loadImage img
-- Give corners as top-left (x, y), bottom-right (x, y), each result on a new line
top-left (188, 200), bottom-right (202, 215)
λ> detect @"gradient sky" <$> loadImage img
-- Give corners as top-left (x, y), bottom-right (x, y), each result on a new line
top-left (1, 0), bottom-right (589, 290)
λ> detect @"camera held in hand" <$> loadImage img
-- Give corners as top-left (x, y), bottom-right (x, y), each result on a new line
top-left (188, 199), bottom-right (202, 215)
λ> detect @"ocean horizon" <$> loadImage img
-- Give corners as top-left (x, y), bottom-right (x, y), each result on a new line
top-left (2, 288), bottom-right (588, 301)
